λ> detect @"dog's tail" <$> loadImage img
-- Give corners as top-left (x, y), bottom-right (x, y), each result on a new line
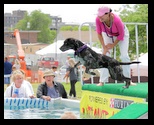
top-left (119, 61), bottom-right (141, 65)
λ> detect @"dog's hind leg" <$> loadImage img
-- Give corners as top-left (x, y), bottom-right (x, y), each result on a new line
top-left (123, 78), bottom-right (131, 88)
top-left (85, 67), bottom-right (96, 75)
top-left (90, 69), bottom-right (96, 75)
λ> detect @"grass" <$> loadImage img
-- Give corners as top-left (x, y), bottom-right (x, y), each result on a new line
top-left (62, 81), bottom-right (82, 100)
top-left (4, 81), bottom-right (82, 100)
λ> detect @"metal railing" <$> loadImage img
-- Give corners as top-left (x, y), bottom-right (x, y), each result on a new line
top-left (124, 22), bottom-right (148, 83)
top-left (78, 22), bottom-right (94, 85)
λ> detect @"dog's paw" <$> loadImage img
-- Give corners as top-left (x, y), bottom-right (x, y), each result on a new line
top-left (122, 86), bottom-right (129, 89)
top-left (90, 72), bottom-right (96, 75)
top-left (130, 82), bottom-right (137, 86)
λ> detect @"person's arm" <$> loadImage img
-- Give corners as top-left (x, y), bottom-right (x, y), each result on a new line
top-left (96, 17), bottom-right (110, 55)
top-left (115, 15), bottom-right (125, 41)
top-left (25, 80), bottom-right (35, 95)
top-left (97, 33), bottom-right (106, 49)
top-left (25, 84), bottom-right (35, 98)
top-left (4, 86), bottom-right (11, 98)
top-left (106, 38), bottom-right (120, 49)
top-left (98, 33), bottom-right (110, 55)
top-left (54, 82), bottom-right (68, 98)
top-left (36, 84), bottom-right (44, 98)
top-left (96, 17), bottom-right (105, 49)
top-left (36, 83), bottom-right (51, 101)
top-left (63, 71), bottom-right (70, 79)
top-left (60, 84), bottom-right (68, 98)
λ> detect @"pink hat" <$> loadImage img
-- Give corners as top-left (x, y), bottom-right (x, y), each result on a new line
top-left (97, 6), bottom-right (111, 17)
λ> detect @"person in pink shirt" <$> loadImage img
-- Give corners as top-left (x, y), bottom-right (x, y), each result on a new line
top-left (96, 5), bottom-right (135, 86)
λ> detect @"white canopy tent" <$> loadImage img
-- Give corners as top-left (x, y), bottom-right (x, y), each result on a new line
top-left (35, 40), bottom-right (74, 66)
top-left (130, 52), bottom-right (148, 76)
top-left (35, 40), bottom-right (102, 55)
top-left (35, 40), bottom-right (74, 55)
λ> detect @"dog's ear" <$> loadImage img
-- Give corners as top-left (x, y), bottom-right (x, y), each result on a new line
top-left (74, 39), bottom-right (80, 47)
top-left (75, 39), bottom-right (84, 47)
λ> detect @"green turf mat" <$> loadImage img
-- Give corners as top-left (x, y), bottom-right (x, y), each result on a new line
top-left (109, 103), bottom-right (148, 119)
top-left (82, 83), bottom-right (148, 98)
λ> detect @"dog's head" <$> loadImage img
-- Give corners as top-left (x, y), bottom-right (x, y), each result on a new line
top-left (60, 38), bottom-right (84, 52)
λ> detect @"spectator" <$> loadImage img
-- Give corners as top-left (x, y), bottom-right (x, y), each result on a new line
top-left (10, 69), bottom-right (35, 95)
top-left (12, 65), bottom-right (17, 72)
top-left (65, 58), bottom-right (78, 98)
top-left (10, 65), bottom-right (17, 83)
top-left (60, 111), bottom-right (78, 119)
top-left (4, 70), bottom-right (35, 98)
top-left (4, 57), bottom-right (12, 87)
top-left (64, 56), bottom-right (71, 84)
top-left (25, 57), bottom-right (32, 69)
top-left (13, 58), bottom-right (21, 70)
top-left (36, 70), bottom-right (67, 101)
top-left (51, 66), bottom-right (58, 82)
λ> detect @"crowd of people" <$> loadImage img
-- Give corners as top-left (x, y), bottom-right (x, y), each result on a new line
top-left (4, 54), bottom-right (101, 101)
top-left (4, 56), bottom-right (80, 100)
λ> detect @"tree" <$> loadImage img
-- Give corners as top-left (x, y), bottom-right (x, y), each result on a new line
top-left (117, 4), bottom-right (148, 60)
top-left (15, 10), bottom-right (56, 44)
top-left (60, 25), bottom-right (91, 31)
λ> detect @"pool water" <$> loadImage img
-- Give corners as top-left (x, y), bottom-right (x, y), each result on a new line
top-left (4, 98), bottom-right (80, 119)
top-left (4, 107), bottom-right (80, 119)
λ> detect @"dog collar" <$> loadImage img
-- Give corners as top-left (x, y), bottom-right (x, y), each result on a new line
top-left (74, 45), bottom-right (87, 56)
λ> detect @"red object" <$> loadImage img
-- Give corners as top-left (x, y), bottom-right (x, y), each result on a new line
top-left (37, 56), bottom-right (59, 68)
top-left (8, 29), bottom-right (31, 78)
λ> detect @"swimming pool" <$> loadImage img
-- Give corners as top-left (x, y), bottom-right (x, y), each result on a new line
top-left (4, 98), bottom-right (80, 119)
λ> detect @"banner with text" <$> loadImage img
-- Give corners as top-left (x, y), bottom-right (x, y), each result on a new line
top-left (80, 91), bottom-right (145, 119)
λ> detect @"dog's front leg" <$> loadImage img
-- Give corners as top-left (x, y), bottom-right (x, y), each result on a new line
top-left (74, 61), bottom-right (81, 68)
top-left (85, 67), bottom-right (96, 75)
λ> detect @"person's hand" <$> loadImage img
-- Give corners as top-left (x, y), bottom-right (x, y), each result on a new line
top-left (103, 46), bottom-right (110, 55)
top-left (63, 72), bottom-right (69, 80)
top-left (12, 94), bottom-right (18, 98)
top-left (106, 43), bottom-right (114, 49)
top-left (29, 95), bottom-right (36, 98)
top-left (42, 96), bottom-right (51, 101)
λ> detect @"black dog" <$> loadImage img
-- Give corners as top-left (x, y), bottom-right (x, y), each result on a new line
top-left (60, 38), bottom-right (141, 88)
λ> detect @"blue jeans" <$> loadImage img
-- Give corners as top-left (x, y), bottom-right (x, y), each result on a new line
top-left (4, 76), bottom-right (10, 84)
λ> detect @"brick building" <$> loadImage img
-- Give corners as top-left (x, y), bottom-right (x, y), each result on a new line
top-left (4, 10), bottom-right (26, 31)
top-left (4, 30), bottom-right (100, 55)
top-left (4, 30), bottom-right (47, 55)
top-left (4, 30), bottom-right (40, 44)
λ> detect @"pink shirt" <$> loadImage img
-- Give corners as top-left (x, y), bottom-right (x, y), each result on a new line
top-left (95, 13), bottom-right (125, 41)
